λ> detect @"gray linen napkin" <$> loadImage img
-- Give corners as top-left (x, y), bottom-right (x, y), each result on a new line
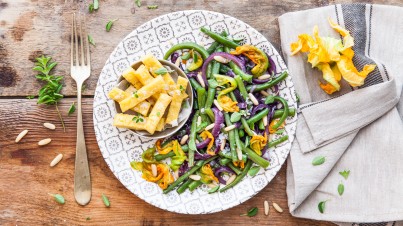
top-left (279, 3), bottom-right (403, 223)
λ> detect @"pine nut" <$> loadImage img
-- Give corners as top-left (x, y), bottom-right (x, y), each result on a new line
top-left (260, 90), bottom-right (270, 97)
top-left (248, 93), bottom-right (259, 105)
top-left (38, 138), bottom-right (52, 146)
top-left (43, 122), bottom-right (56, 130)
top-left (175, 57), bottom-right (181, 67)
top-left (15, 130), bottom-right (28, 143)
top-left (50, 154), bottom-right (63, 167)
top-left (214, 100), bottom-right (223, 111)
top-left (258, 74), bottom-right (271, 80)
top-left (195, 139), bottom-right (199, 144)
top-left (264, 200), bottom-right (269, 215)
top-left (197, 116), bottom-right (202, 126)
top-left (272, 202), bottom-right (283, 213)
top-left (189, 174), bottom-right (201, 181)
top-left (197, 72), bottom-right (205, 88)
top-left (151, 164), bottom-right (158, 177)
top-left (220, 138), bottom-right (226, 151)
top-left (180, 135), bottom-right (189, 145)
top-left (226, 174), bottom-right (236, 185)
top-left (204, 123), bottom-right (215, 131)
top-left (207, 183), bottom-right (218, 188)
top-left (263, 116), bottom-right (268, 126)
top-left (213, 56), bottom-right (230, 64)
top-left (224, 125), bottom-right (236, 132)
top-left (237, 148), bottom-right (243, 160)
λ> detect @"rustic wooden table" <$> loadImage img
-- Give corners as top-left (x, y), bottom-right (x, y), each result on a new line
top-left (1, 0), bottom-right (402, 225)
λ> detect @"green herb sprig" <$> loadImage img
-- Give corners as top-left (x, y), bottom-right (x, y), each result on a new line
top-left (102, 194), bottom-right (110, 207)
top-left (88, 35), bottom-right (95, 46)
top-left (68, 102), bottom-right (76, 116)
top-left (318, 200), bottom-right (328, 213)
top-left (312, 156), bottom-right (325, 166)
top-left (49, 193), bottom-right (65, 204)
top-left (240, 207), bottom-right (258, 217)
top-left (106, 19), bottom-right (118, 32)
top-left (135, 0), bottom-right (141, 7)
top-left (339, 170), bottom-right (350, 180)
top-left (132, 114), bottom-right (144, 123)
top-left (33, 56), bottom-right (65, 132)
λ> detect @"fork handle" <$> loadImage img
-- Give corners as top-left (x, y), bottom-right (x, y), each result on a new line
top-left (74, 86), bottom-right (91, 205)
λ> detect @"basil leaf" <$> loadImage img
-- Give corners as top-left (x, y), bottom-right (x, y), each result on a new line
top-left (264, 95), bottom-right (275, 104)
top-left (338, 183), bottom-right (344, 196)
top-left (240, 207), bottom-right (258, 217)
top-left (248, 166), bottom-right (260, 177)
top-left (88, 35), bottom-right (95, 46)
top-left (93, 0), bottom-right (99, 9)
top-left (181, 52), bottom-right (191, 60)
top-left (339, 170), bottom-right (350, 180)
top-left (68, 102), bottom-right (76, 116)
top-left (318, 201), bottom-right (327, 214)
top-left (49, 193), bottom-right (65, 204)
top-left (135, 0), bottom-right (141, 7)
top-left (207, 79), bottom-right (218, 88)
top-left (312, 156), bottom-right (325, 166)
top-left (208, 185), bottom-right (220, 194)
top-left (106, 19), bottom-right (118, 32)
top-left (230, 112), bottom-right (242, 123)
top-left (147, 5), bottom-right (158, 9)
top-left (102, 194), bottom-right (110, 207)
top-left (154, 67), bottom-right (173, 75)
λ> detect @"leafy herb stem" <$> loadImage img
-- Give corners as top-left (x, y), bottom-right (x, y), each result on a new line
top-left (55, 104), bottom-right (66, 132)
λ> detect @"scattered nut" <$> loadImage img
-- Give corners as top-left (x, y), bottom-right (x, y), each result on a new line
top-left (220, 138), bottom-right (226, 151)
top-left (43, 122), bottom-right (56, 130)
top-left (197, 72), bottom-right (205, 88)
top-left (236, 148), bottom-right (243, 160)
top-left (189, 174), bottom-right (201, 181)
top-left (213, 55), bottom-right (230, 64)
top-left (272, 202), bottom-right (283, 213)
top-left (15, 130), bottom-right (28, 143)
top-left (258, 74), bottom-right (271, 80)
top-left (264, 200), bottom-right (269, 216)
top-left (214, 100), bottom-right (223, 111)
top-left (180, 135), bottom-right (189, 145)
top-left (263, 116), bottom-right (268, 126)
top-left (260, 90), bottom-right (270, 97)
top-left (151, 164), bottom-right (158, 177)
top-left (204, 123), bottom-right (215, 131)
top-left (248, 93), bottom-right (259, 105)
top-left (38, 138), bottom-right (52, 146)
top-left (226, 174), bottom-right (237, 184)
top-left (50, 154), bottom-right (63, 167)
top-left (224, 125), bottom-right (236, 132)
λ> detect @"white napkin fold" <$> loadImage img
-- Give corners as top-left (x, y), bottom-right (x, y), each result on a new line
top-left (279, 3), bottom-right (403, 223)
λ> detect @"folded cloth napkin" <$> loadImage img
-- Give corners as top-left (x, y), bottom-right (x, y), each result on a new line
top-left (279, 3), bottom-right (403, 224)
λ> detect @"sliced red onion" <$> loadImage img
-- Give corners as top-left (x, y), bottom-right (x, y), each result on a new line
top-left (194, 151), bottom-right (212, 160)
top-left (238, 102), bottom-right (247, 109)
top-left (226, 70), bottom-right (236, 77)
top-left (214, 166), bottom-right (235, 185)
top-left (267, 55), bottom-right (277, 75)
top-left (249, 84), bottom-right (257, 93)
top-left (186, 68), bottom-right (201, 78)
top-left (233, 89), bottom-right (245, 102)
top-left (272, 84), bottom-right (279, 94)
top-left (196, 138), bottom-right (211, 149)
top-left (251, 104), bottom-right (268, 116)
top-left (170, 52), bottom-right (180, 64)
top-left (252, 78), bottom-right (271, 84)
top-left (211, 108), bottom-right (224, 137)
top-left (201, 52), bottom-right (246, 88)
top-left (178, 161), bottom-right (189, 177)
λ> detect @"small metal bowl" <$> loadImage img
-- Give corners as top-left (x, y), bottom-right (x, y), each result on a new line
top-left (114, 59), bottom-right (193, 139)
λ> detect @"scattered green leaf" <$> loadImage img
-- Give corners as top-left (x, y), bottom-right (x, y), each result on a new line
top-left (68, 102), bottom-right (76, 116)
top-left (93, 0), bottom-right (99, 9)
top-left (318, 200), bottom-right (327, 214)
top-left (312, 156), bottom-right (325, 166)
top-left (274, 129), bottom-right (285, 134)
top-left (230, 112), bottom-right (242, 123)
top-left (179, 85), bottom-right (185, 93)
top-left (102, 194), bottom-right (110, 207)
top-left (157, 112), bottom-right (161, 117)
top-left (248, 166), bottom-right (260, 177)
top-left (295, 92), bottom-right (300, 103)
top-left (339, 170), bottom-right (350, 180)
top-left (207, 79), bottom-right (218, 88)
top-left (264, 95), bottom-right (275, 104)
top-left (208, 185), bottom-right (220, 194)
top-left (49, 193), bottom-right (65, 204)
top-left (135, 0), bottom-right (141, 7)
top-left (193, 50), bottom-right (198, 63)
top-left (153, 67), bottom-right (173, 75)
top-left (147, 5), bottom-right (158, 9)
top-left (133, 91), bottom-right (139, 98)
top-left (26, 95), bottom-right (35, 99)
top-left (338, 183), bottom-right (344, 196)
top-left (240, 207), bottom-right (258, 217)
top-left (132, 114), bottom-right (144, 123)
top-left (181, 51), bottom-right (192, 60)
top-left (106, 19), bottom-right (118, 32)
top-left (88, 35), bottom-right (95, 46)
top-left (89, 3), bottom-right (94, 13)
top-left (86, 217), bottom-right (91, 221)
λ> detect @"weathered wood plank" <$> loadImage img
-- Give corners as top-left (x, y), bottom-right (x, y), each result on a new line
top-left (0, 98), bottom-right (333, 225)
top-left (0, 0), bottom-right (402, 96)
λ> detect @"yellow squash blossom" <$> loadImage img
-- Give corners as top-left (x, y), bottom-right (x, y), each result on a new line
top-left (250, 134), bottom-right (267, 156)
top-left (233, 160), bottom-right (245, 169)
top-left (200, 131), bottom-right (215, 155)
top-left (230, 44), bottom-right (269, 76)
top-left (269, 119), bottom-right (285, 134)
top-left (199, 164), bottom-right (219, 184)
top-left (290, 18), bottom-right (376, 94)
top-left (169, 140), bottom-right (187, 171)
top-left (156, 139), bottom-right (173, 154)
top-left (218, 95), bottom-right (240, 112)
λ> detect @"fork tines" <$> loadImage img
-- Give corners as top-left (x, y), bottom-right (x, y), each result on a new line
top-left (71, 13), bottom-right (90, 67)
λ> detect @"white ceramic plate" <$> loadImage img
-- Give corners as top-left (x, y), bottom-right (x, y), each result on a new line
top-left (93, 10), bottom-right (297, 214)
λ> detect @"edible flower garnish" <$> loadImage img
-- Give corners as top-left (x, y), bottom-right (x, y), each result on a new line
top-left (233, 160), bottom-right (245, 169)
top-left (156, 139), bottom-right (173, 154)
top-left (269, 119), bottom-right (285, 134)
top-left (199, 164), bottom-right (219, 184)
top-left (290, 18), bottom-right (376, 94)
top-left (230, 44), bottom-right (269, 76)
top-left (200, 131), bottom-right (215, 155)
top-left (218, 95), bottom-right (240, 112)
top-left (187, 51), bottom-right (203, 71)
top-left (169, 140), bottom-right (187, 171)
top-left (250, 134), bottom-right (267, 156)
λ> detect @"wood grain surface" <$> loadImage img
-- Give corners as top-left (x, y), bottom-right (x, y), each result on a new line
top-left (1, 0), bottom-right (402, 225)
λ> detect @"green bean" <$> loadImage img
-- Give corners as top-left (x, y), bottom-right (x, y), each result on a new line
top-left (238, 129), bottom-right (244, 138)
top-left (229, 91), bottom-right (237, 102)
top-left (246, 71), bottom-right (288, 92)
top-left (204, 108), bottom-right (215, 122)
top-left (268, 135), bottom-right (289, 148)
top-left (219, 64), bottom-right (231, 74)
top-left (218, 150), bottom-right (232, 159)
top-left (211, 47), bottom-right (223, 74)
top-left (181, 144), bottom-right (189, 152)
top-left (154, 152), bottom-right (175, 161)
top-left (163, 160), bottom-right (204, 194)
top-left (163, 42), bottom-right (209, 60)
top-left (200, 27), bottom-right (239, 49)
top-left (193, 97), bottom-right (199, 110)
top-left (205, 87), bottom-right (216, 109)
top-left (265, 96), bottom-right (289, 130)
top-left (246, 108), bottom-right (269, 125)
top-left (189, 78), bottom-right (206, 109)
top-left (177, 179), bottom-right (193, 194)
top-left (243, 145), bottom-right (270, 168)
top-left (188, 110), bottom-right (200, 167)
top-left (223, 46), bottom-right (253, 82)
top-left (227, 162), bottom-right (242, 175)
top-left (188, 180), bottom-right (203, 191)
top-left (220, 160), bottom-right (253, 192)
top-left (219, 158), bottom-right (232, 165)
top-left (224, 113), bottom-right (238, 162)
top-left (207, 42), bottom-right (220, 54)
top-left (234, 75), bottom-right (249, 99)
top-left (258, 119), bottom-right (265, 130)
top-left (241, 118), bottom-right (255, 137)
top-left (273, 108), bottom-right (296, 119)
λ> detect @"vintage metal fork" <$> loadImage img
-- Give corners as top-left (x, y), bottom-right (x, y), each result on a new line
top-left (71, 13), bottom-right (91, 206)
